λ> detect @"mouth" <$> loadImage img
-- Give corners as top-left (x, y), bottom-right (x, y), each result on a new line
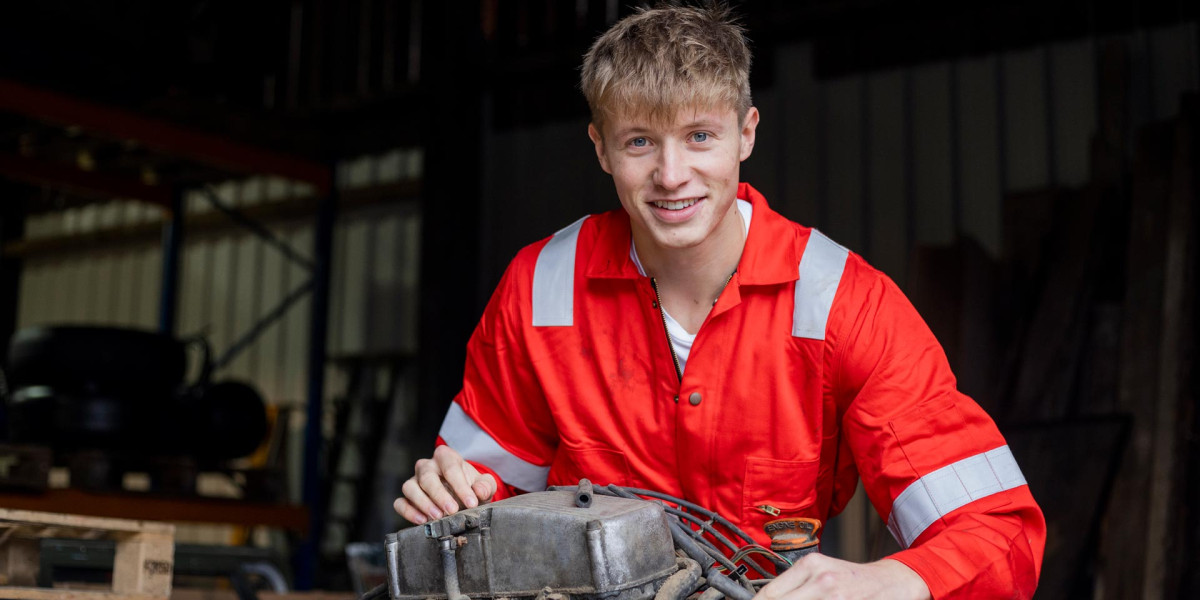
top-left (651, 197), bottom-right (701, 211)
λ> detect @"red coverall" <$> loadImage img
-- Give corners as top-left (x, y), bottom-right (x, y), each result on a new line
top-left (438, 183), bottom-right (1045, 598)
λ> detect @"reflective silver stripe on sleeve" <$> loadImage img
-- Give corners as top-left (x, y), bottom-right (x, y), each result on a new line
top-left (792, 229), bottom-right (849, 340)
top-left (886, 445), bottom-right (1028, 548)
top-left (531, 216), bottom-right (589, 327)
top-left (438, 402), bottom-right (550, 492)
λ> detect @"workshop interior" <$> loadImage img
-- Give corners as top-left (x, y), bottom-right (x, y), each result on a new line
top-left (0, 0), bottom-right (1197, 598)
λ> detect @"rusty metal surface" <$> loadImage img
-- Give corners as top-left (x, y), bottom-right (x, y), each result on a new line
top-left (386, 489), bottom-right (677, 600)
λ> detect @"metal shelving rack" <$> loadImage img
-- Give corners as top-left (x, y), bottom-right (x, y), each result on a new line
top-left (0, 78), bottom-right (335, 588)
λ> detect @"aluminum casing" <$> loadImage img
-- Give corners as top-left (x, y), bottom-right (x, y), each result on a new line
top-left (385, 490), bottom-right (677, 600)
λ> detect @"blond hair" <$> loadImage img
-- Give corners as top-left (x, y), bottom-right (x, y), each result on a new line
top-left (580, 2), bottom-right (752, 130)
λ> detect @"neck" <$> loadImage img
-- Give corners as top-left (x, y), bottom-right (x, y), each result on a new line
top-left (634, 200), bottom-right (745, 304)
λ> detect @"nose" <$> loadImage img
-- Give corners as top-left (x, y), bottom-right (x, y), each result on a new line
top-left (653, 144), bottom-right (689, 190)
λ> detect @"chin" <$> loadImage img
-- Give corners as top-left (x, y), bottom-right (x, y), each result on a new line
top-left (649, 227), bottom-right (709, 250)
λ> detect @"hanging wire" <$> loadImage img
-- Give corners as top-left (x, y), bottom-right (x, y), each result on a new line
top-left (568, 483), bottom-right (788, 578)
top-left (553, 481), bottom-right (792, 591)
top-left (594, 484), bottom-right (765, 593)
top-left (660, 505), bottom-right (777, 578)
top-left (619, 486), bottom-right (761, 546)
top-left (730, 545), bottom-right (793, 568)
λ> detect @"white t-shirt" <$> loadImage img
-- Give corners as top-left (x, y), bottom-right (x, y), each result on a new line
top-left (630, 199), bottom-right (753, 375)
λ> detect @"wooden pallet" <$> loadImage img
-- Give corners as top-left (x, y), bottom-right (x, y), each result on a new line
top-left (0, 508), bottom-right (174, 600)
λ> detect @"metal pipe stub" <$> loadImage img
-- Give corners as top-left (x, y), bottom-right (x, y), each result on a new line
top-left (576, 478), bottom-right (594, 508)
top-left (439, 536), bottom-right (469, 600)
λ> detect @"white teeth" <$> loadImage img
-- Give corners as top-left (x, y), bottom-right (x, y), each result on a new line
top-left (653, 198), bottom-right (698, 210)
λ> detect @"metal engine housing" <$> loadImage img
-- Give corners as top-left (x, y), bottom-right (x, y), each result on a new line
top-left (385, 489), bottom-right (678, 600)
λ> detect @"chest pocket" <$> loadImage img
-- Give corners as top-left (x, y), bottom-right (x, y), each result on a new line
top-left (741, 456), bottom-right (821, 544)
top-left (547, 445), bottom-right (632, 488)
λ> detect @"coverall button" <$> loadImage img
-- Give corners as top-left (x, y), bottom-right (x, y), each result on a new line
top-left (689, 392), bottom-right (702, 406)
top-left (673, 395), bottom-right (679, 403)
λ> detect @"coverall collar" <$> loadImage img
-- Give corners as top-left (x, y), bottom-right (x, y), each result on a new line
top-left (584, 182), bottom-right (800, 286)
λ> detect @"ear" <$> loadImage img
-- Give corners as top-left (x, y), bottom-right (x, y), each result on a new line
top-left (587, 122), bottom-right (612, 174)
top-left (738, 107), bottom-right (759, 162)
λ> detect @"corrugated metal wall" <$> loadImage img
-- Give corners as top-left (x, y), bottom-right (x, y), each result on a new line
top-left (19, 26), bottom-right (1193, 416)
top-left (17, 149), bottom-right (422, 408)
top-left (10, 20), bottom-right (1197, 549)
top-left (478, 23), bottom-right (1199, 561)
top-left (483, 23), bottom-right (1199, 290)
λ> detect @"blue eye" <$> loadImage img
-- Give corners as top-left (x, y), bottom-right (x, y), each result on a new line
top-left (630, 137), bottom-right (648, 147)
top-left (691, 132), bottom-right (709, 143)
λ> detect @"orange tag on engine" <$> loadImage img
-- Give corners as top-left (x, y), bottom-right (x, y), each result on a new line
top-left (763, 517), bottom-right (821, 551)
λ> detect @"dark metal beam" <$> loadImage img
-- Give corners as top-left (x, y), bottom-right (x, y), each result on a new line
top-left (0, 80), bottom-right (332, 194)
top-left (0, 153), bottom-right (173, 208)
top-left (200, 186), bottom-right (315, 271)
top-left (297, 182), bottom-right (336, 590)
top-left (2, 181), bottom-right (420, 259)
top-left (0, 182), bottom-right (23, 432)
top-left (158, 189), bottom-right (184, 335)
top-left (416, 0), bottom-right (484, 463)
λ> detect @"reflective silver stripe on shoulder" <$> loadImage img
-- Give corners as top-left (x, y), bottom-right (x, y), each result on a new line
top-left (438, 402), bottom-right (550, 492)
top-left (886, 445), bottom-right (1028, 548)
top-left (532, 216), bottom-right (589, 327)
top-left (792, 229), bottom-right (849, 339)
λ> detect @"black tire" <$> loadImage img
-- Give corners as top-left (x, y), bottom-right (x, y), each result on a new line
top-left (7, 386), bottom-right (165, 451)
top-left (6, 326), bottom-right (187, 398)
top-left (180, 380), bottom-right (269, 460)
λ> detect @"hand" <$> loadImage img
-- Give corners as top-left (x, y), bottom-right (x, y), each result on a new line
top-left (393, 445), bottom-right (497, 524)
top-left (753, 555), bottom-right (930, 600)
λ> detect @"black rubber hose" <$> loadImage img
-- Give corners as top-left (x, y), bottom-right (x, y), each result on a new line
top-left (605, 485), bottom-right (756, 590)
top-left (587, 485), bottom-right (771, 575)
top-left (690, 531), bottom-right (760, 589)
top-left (669, 519), bottom-right (721, 572)
top-left (676, 514), bottom-right (755, 576)
top-left (601, 484), bottom-right (638, 500)
top-left (603, 486), bottom-right (727, 559)
top-left (662, 505), bottom-right (740, 553)
top-left (661, 510), bottom-right (755, 595)
top-left (662, 506), bottom-right (775, 577)
top-left (654, 557), bottom-right (703, 600)
top-left (621, 487), bottom-right (759, 546)
top-left (603, 486), bottom-right (713, 565)
top-left (705, 567), bottom-right (753, 600)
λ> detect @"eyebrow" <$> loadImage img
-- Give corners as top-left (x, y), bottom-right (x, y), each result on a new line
top-left (612, 119), bottom-right (725, 140)
top-left (682, 118), bottom-right (726, 131)
top-left (610, 125), bottom-right (651, 139)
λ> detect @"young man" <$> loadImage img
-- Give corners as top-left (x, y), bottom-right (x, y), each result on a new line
top-left (396, 4), bottom-right (1044, 598)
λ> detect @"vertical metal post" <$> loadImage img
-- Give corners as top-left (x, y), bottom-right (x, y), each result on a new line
top-left (901, 69), bottom-right (916, 285)
top-left (158, 189), bottom-right (185, 335)
top-left (416, 0), bottom-right (484, 456)
top-left (948, 61), bottom-right (963, 238)
top-left (0, 183), bottom-right (26, 434)
top-left (297, 181), bottom-right (337, 589)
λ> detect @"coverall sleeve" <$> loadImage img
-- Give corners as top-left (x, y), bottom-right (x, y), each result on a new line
top-left (830, 262), bottom-right (1046, 599)
top-left (436, 249), bottom-right (559, 500)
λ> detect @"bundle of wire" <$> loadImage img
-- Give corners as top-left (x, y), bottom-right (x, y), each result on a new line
top-left (564, 483), bottom-right (794, 600)
top-left (363, 483), bottom-right (794, 600)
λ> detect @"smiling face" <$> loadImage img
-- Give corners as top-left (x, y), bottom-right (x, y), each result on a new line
top-left (588, 104), bottom-right (759, 258)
